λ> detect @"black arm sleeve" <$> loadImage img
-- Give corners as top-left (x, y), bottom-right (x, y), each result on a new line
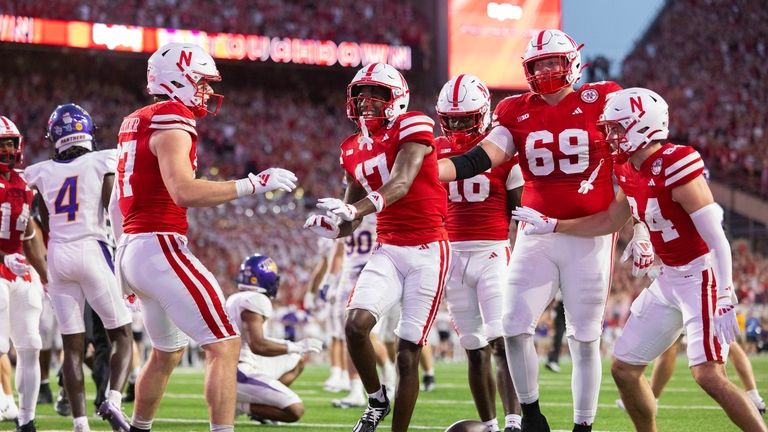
top-left (449, 145), bottom-right (492, 180)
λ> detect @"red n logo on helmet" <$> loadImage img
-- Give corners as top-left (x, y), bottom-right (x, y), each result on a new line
top-left (629, 96), bottom-right (644, 113)
top-left (177, 50), bottom-right (192, 69)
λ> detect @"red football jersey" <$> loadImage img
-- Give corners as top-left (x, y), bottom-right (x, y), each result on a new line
top-left (616, 143), bottom-right (709, 266)
top-left (437, 135), bottom-right (520, 242)
top-left (0, 170), bottom-right (34, 281)
top-left (492, 82), bottom-right (622, 219)
top-left (116, 101), bottom-right (198, 235)
top-left (339, 112), bottom-right (447, 246)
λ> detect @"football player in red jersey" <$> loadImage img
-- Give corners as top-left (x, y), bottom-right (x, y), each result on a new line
top-left (113, 43), bottom-right (297, 432)
top-left (513, 88), bottom-right (767, 432)
top-left (438, 30), bottom-right (652, 432)
top-left (0, 116), bottom-right (49, 432)
top-left (305, 63), bottom-right (449, 432)
top-left (435, 74), bottom-right (523, 432)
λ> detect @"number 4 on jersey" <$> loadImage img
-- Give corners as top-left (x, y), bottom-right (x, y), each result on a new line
top-left (54, 176), bottom-right (79, 221)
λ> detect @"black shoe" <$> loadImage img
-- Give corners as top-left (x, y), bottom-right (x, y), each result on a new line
top-left (55, 387), bottom-right (71, 417)
top-left (15, 420), bottom-right (37, 432)
top-left (352, 386), bottom-right (391, 432)
top-left (123, 382), bottom-right (135, 403)
top-left (37, 382), bottom-right (53, 404)
top-left (505, 427), bottom-right (522, 432)
top-left (521, 414), bottom-right (550, 432)
top-left (573, 423), bottom-right (592, 432)
top-left (421, 374), bottom-right (436, 392)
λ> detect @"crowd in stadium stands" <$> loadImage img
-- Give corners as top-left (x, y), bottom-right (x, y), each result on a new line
top-left (0, 0), bottom-right (429, 48)
top-left (621, 0), bottom-right (768, 197)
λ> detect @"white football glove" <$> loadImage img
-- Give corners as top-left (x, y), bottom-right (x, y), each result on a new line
top-left (236, 168), bottom-right (298, 197)
top-left (124, 293), bottom-right (141, 313)
top-left (303, 214), bottom-right (340, 239)
top-left (287, 338), bottom-right (324, 354)
top-left (510, 206), bottom-right (558, 235)
top-left (317, 197), bottom-right (358, 221)
top-left (713, 294), bottom-right (739, 346)
top-left (621, 223), bottom-right (655, 278)
top-left (3, 253), bottom-right (29, 277)
top-left (302, 291), bottom-right (316, 311)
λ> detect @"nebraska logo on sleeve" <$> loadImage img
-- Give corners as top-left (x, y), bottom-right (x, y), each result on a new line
top-left (581, 89), bottom-right (598, 103)
top-left (651, 159), bottom-right (663, 175)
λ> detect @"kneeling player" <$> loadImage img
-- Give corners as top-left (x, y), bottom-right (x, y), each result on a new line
top-left (226, 254), bottom-right (323, 423)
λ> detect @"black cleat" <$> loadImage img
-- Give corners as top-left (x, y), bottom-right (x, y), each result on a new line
top-left (521, 414), bottom-right (550, 432)
top-left (421, 374), bottom-right (436, 392)
top-left (352, 386), bottom-right (391, 432)
top-left (505, 428), bottom-right (522, 432)
top-left (15, 420), bottom-right (37, 432)
top-left (37, 382), bottom-right (53, 404)
top-left (573, 423), bottom-right (592, 432)
top-left (55, 387), bottom-right (71, 417)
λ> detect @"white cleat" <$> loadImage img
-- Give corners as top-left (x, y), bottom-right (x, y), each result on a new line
top-left (1, 402), bottom-right (18, 421)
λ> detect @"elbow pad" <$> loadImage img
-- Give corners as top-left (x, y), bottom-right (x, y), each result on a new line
top-left (449, 145), bottom-right (492, 180)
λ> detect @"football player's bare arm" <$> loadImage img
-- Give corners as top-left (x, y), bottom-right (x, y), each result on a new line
top-left (556, 189), bottom-right (633, 236)
top-left (241, 310), bottom-right (291, 357)
top-left (337, 177), bottom-right (366, 237)
top-left (22, 218), bottom-right (48, 285)
top-left (671, 175), bottom-right (715, 214)
top-left (101, 174), bottom-right (115, 210)
top-left (438, 135), bottom-right (512, 182)
top-left (32, 192), bottom-right (49, 234)
top-left (506, 186), bottom-right (523, 213)
top-left (151, 129), bottom-right (239, 207)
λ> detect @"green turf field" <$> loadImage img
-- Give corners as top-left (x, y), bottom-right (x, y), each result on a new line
top-left (22, 355), bottom-right (767, 431)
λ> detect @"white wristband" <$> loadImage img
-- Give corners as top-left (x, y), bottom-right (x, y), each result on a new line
top-left (235, 177), bottom-right (255, 198)
top-left (20, 228), bottom-right (36, 241)
top-left (366, 192), bottom-right (385, 213)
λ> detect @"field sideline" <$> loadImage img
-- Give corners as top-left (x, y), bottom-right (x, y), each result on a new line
top-left (22, 355), bottom-right (767, 431)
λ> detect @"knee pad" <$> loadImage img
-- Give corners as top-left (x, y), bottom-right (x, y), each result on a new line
top-left (395, 321), bottom-right (423, 345)
top-left (502, 312), bottom-right (534, 337)
top-left (459, 334), bottom-right (488, 351)
top-left (569, 322), bottom-right (603, 343)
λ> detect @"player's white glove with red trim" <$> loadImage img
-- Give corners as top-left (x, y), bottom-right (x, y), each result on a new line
top-left (622, 223), bottom-right (654, 278)
top-left (3, 253), bottom-right (29, 277)
top-left (236, 168), bottom-right (297, 197)
top-left (287, 338), bottom-right (324, 354)
top-left (303, 214), bottom-right (340, 239)
top-left (713, 293), bottom-right (739, 345)
top-left (510, 206), bottom-right (558, 235)
top-left (124, 293), bottom-right (141, 313)
top-left (317, 198), bottom-right (358, 221)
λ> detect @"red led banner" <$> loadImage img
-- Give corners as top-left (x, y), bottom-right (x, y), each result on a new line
top-left (0, 15), bottom-right (412, 70)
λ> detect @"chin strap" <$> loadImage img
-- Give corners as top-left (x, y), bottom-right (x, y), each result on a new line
top-left (578, 158), bottom-right (605, 194)
top-left (357, 116), bottom-right (374, 151)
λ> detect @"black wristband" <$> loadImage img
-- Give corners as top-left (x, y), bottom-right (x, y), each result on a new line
top-left (449, 145), bottom-right (492, 180)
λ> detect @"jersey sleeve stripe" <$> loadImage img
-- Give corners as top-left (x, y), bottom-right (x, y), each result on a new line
top-left (149, 122), bottom-right (198, 135)
top-left (399, 124), bottom-right (434, 140)
top-left (664, 160), bottom-right (704, 187)
top-left (151, 114), bottom-right (196, 127)
top-left (664, 152), bottom-right (700, 176)
top-left (400, 115), bottom-right (434, 128)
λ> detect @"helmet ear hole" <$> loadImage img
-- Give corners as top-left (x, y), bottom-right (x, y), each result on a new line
top-left (170, 80), bottom-right (185, 89)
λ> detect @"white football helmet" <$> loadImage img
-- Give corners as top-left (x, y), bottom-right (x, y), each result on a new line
top-left (522, 29), bottom-right (583, 94)
top-left (436, 74), bottom-right (491, 145)
top-left (147, 43), bottom-right (222, 117)
top-left (346, 63), bottom-right (410, 129)
top-left (0, 116), bottom-right (23, 171)
top-left (598, 87), bottom-right (669, 157)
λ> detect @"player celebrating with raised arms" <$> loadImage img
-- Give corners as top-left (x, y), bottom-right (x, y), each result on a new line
top-left (24, 103), bottom-right (134, 432)
top-left (512, 87), bottom-right (767, 432)
top-left (114, 42), bottom-right (297, 432)
top-left (305, 62), bottom-right (449, 432)
top-left (435, 74), bottom-right (523, 432)
top-left (438, 29), bottom-right (652, 432)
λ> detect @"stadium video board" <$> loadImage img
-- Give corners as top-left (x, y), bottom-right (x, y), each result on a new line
top-left (0, 14), bottom-right (412, 70)
top-left (449, 0), bottom-right (561, 90)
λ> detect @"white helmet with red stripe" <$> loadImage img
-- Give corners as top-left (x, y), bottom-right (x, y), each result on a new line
top-left (598, 87), bottom-right (669, 156)
top-left (147, 43), bottom-right (223, 117)
top-left (522, 29), bottom-right (584, 94)
top-left (0, 116), bottom-right (23, 172)
top-left (346, 62), bottom-right (410, 128)
top-left (436, 74), bottom-right (491, 145)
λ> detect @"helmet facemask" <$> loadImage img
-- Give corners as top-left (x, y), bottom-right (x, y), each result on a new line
top-left (524, 54), bottom-right (574, 95)
top-left (0, 137), bottom-right (21, 173)
top-left (346, 84), bottom-right (394, 132)
top-left (190, 76), bottom-right (223, 117)
top-left (438, 111), bottom-right (485, 147)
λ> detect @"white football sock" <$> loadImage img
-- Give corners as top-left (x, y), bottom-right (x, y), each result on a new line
top-left (568, 337), bottom-right (601, 426)
top-left (504, 334), bottom-right (539, 404)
